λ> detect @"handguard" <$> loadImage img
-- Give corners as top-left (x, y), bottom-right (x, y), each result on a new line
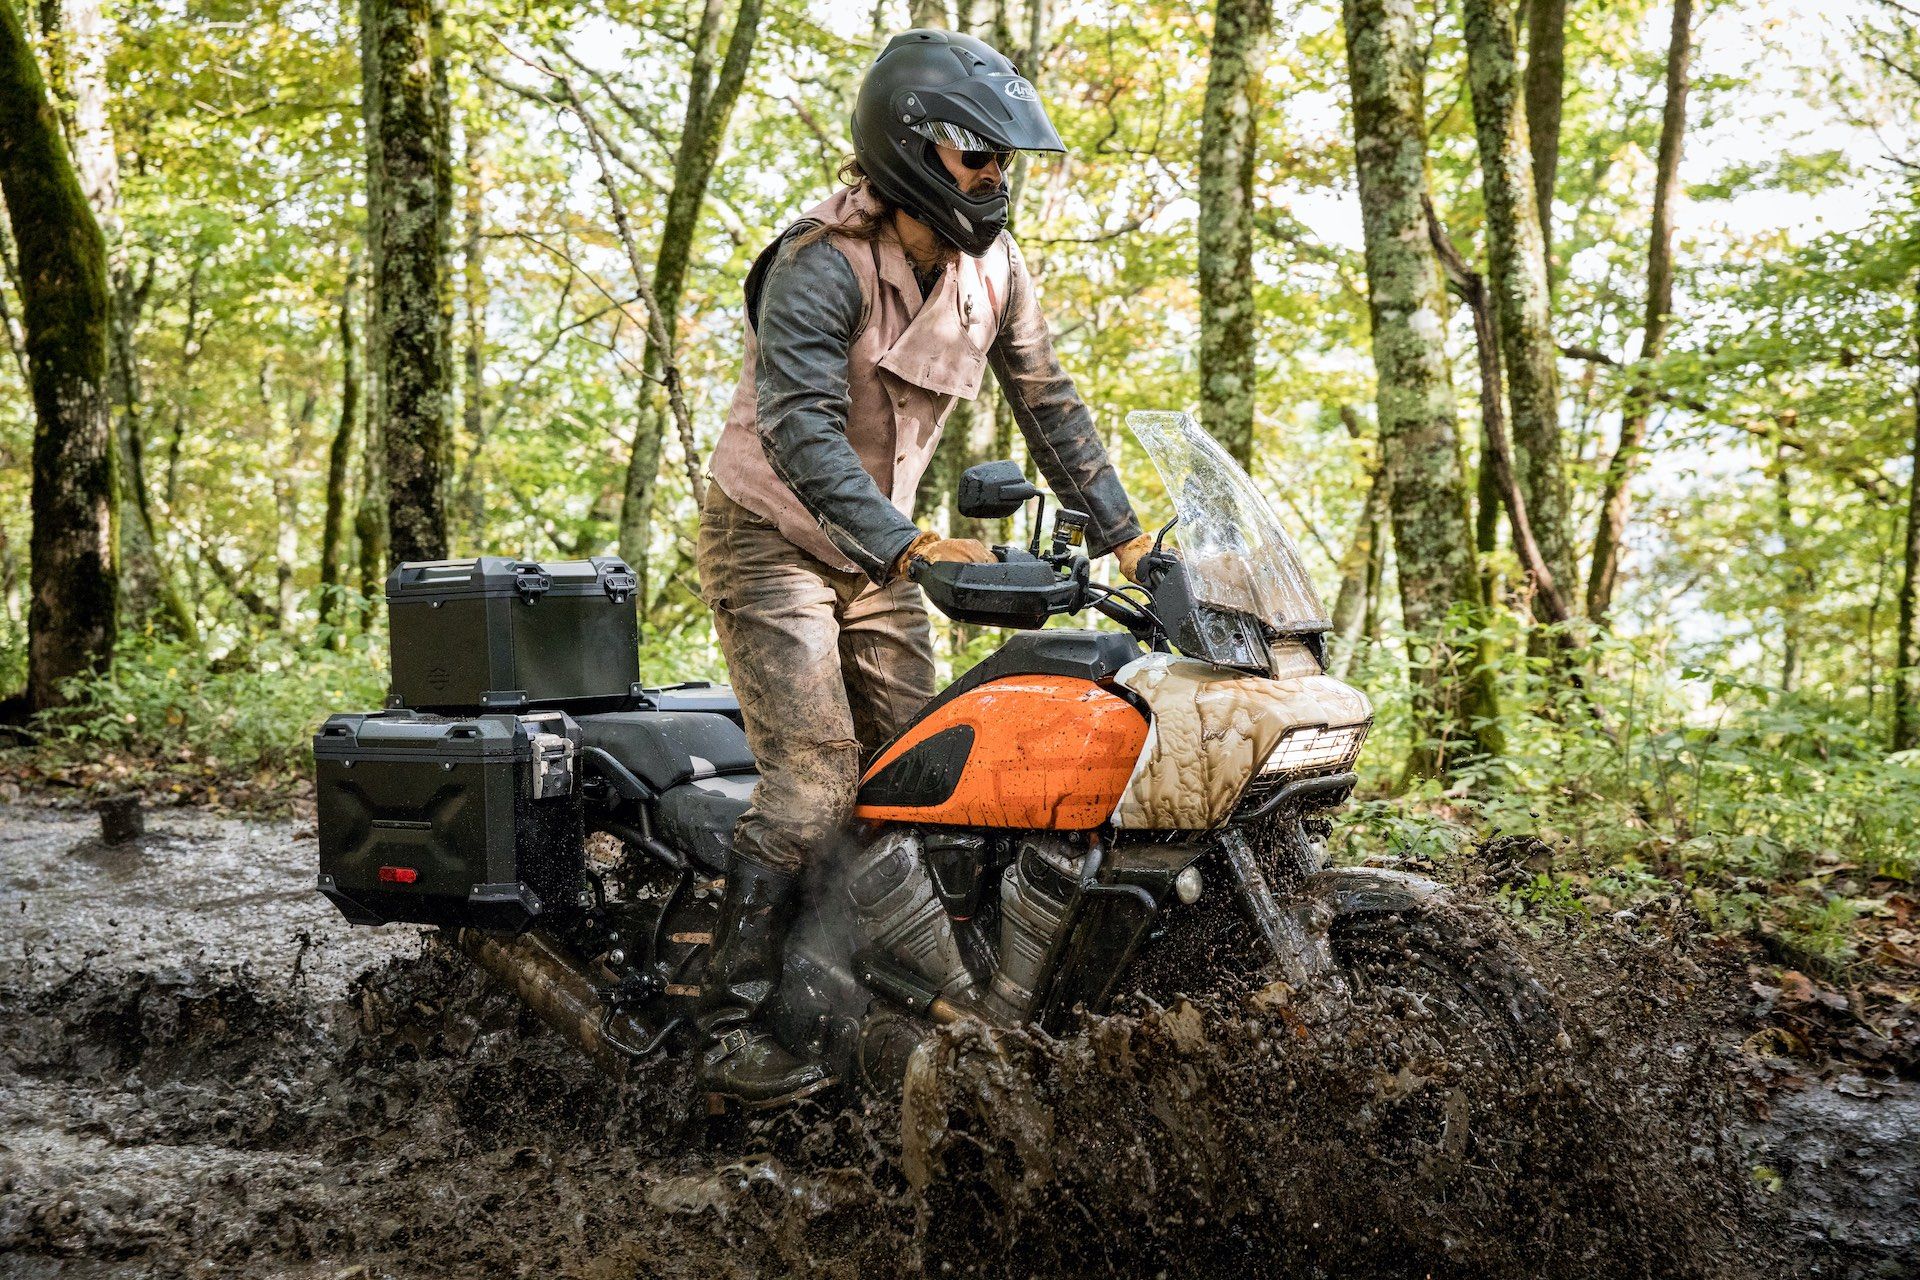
top-left (910, 550), bottom-right (1088, 630)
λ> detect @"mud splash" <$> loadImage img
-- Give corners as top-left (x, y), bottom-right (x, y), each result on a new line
top-left (1, 801), bottom-right (1914, 1277)
top-left (898, 903), bottom-right (1762, 1278)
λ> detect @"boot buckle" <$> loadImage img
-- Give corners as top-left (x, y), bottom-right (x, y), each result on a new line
top-left (707, 1027), bottom-right (755, 1065)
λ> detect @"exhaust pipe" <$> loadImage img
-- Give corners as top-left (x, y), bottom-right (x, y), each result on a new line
top-left (455, 927), bottom-right (641, 1081)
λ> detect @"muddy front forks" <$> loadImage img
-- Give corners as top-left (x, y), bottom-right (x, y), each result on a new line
top-left (1219, 829), bottom-right (1335, 985)
top-left (1217, 828), bottom-right (1448, 987)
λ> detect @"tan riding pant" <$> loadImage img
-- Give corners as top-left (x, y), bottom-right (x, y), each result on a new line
top-left (696, 484), bottom-right (937, 874)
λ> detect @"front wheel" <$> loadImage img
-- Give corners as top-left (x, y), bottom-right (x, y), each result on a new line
top-left (1316, 898), bottom-right (1570, 1194)
top-left (1327, 903), bottom-right (1566, 1064)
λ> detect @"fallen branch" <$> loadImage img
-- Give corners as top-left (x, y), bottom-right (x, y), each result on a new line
top-left (1426, 198), bottom-right (1577, 630)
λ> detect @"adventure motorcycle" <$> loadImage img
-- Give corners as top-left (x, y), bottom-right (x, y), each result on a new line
top-left (314, 410), bottom-right (1558, 1100)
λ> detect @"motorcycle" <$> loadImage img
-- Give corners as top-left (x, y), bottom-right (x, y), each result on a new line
top-left (315, 410), bottom-right (1558, 1102)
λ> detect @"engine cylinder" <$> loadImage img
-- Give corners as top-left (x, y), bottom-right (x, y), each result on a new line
top-left (846, 829), bottom-right (982, 1005)
top-left (982, 837), bottom-right (1084, 1022)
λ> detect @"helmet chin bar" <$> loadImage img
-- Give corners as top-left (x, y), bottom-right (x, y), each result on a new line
top-left (883, 166), bottom-right (1008, 257)
top-left (908, 148), bottom-right (1009, 255)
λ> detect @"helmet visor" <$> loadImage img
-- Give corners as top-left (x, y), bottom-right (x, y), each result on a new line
top-left (912, 120), bottom-right (1010, 154)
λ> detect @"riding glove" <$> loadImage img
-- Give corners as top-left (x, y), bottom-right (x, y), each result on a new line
top-left (896, 530), bottom-right (995, 579)
top-left (1113, 533), bottom-right (1157, 585)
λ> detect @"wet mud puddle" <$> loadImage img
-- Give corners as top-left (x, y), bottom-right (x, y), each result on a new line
top-left (1, 799), bottom-right (1914, 1278)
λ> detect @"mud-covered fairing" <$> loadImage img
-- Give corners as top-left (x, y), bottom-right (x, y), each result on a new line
top-left (1111, 646), bottom-right (1372, 830)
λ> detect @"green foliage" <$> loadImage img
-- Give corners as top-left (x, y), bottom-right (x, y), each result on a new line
top-left (37, 629), bottom-right (390, 774)
top-left (1336, 614), bottom-right (1920, 960)
top-left (18, 613), bottom-right (730, 779)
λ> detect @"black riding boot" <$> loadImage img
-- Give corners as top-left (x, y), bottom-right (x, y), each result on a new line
top-left (695, 854), bottom-right (833, 1108)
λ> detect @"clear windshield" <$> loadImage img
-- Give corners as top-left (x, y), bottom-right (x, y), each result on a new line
top-left (1128, 410), bottom-right (1329, 631)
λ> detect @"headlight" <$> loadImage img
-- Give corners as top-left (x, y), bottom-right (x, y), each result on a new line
top-left (1258, 721), bottom-right (1369, 778)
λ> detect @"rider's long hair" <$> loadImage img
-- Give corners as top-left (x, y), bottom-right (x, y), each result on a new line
top-left (792, 157), bottom-right (897, 249)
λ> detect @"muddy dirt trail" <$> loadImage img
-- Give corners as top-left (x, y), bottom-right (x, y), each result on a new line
top-left (2, 799), bottom-right (1914, 1278)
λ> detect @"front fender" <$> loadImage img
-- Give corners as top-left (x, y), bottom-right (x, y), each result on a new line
top-left (1297, 866), bottom-right (1446, 918)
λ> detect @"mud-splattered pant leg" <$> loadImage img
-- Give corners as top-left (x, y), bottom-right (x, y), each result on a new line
top-left (837, 575), bottom-right (937, 759)
top-left (697, 487), bottom-right (935, 874)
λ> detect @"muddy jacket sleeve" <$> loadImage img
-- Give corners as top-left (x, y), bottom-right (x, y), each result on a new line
top-left (753, 235), bottom-right (922, 581)
top-left (989, 239), bottom-right (1145, 557)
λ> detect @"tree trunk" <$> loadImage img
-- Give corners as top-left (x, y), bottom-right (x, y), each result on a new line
top-left (1198, 0), bottom-right (1270, 472)
top-left (1002, 0), bottom-right (1049, 224)
top-left (0, 0), bottom-right (115, 709)
top-left (1894, 274), bottom-right (1920, 752)
top-left (1342, 0), bottom-right (1502, 778)
top-left (1475, 417), bottom-right (1501, 605)
top-left (909, 0), bottom-right (950, 25)
top-left (162, 252), bottom-right (202, 517)
top-left (1361, 508), bottom-right (1386, 656)
top-left (1462, 0), bottom-right (1575, 601)
top-left (617, 0), bottom-right (762, 602)
top-left (353, 435), bottom-right (386, 626)
top-left (457, 91), bottom-right (487, 550)
top-left (1522, 0), bottom-right (1564, 257)
top-left (1586, 0), bottom-right (1691, 624)
top-left (275, 389), bottom-right (316, 630)
top-left (43, 0), bottom-right (193, 641)
top-left (320, 254), bottom-right (359, 641)
top-left (1329, 462), bottom-right (1388, 680)
top-left (355, 0), bottom-right (387, 617)
top-left (1775, 436), bottom-right (1797, 692)
top-left (0, 212), bottom-right (32, 384)
top-left (362, 0), bottom-right (451, 568)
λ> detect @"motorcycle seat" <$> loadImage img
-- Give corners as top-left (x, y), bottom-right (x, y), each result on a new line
top-left (573, 710), bottom-right (756, 794)
top-left (639, 681), bottom-right (743, 725)
top-left (656, 774), bottom-right (756, 873)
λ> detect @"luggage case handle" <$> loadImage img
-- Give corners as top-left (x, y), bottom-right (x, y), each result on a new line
top-left (356, 719), bottom-right (482, 746)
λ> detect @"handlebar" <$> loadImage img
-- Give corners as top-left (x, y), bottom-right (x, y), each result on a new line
top-left (906, 521), bottom-right (1275, 675)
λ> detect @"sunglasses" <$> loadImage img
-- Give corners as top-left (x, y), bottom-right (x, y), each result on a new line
top-left (957, 147), bottom-right (1015, 172)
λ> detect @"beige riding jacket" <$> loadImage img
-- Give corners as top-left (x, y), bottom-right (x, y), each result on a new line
top-left (709, 184), bottom-right (1140, 581)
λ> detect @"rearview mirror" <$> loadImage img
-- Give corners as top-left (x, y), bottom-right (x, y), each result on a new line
top-left (958, 460), bottom-right (1039, 519)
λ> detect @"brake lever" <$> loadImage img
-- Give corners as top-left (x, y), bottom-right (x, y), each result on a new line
top-left (1139, 516), bottom-right (1181, 590)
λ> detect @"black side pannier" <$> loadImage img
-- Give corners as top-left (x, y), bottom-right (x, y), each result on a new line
top-left (314, 710), bottom-right (584, 931)
top-left (386, 557), bottom-right (640, 713)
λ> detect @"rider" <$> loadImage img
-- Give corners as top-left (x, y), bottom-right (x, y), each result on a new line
top-left (694, 28), bottom-right (1156, 1106)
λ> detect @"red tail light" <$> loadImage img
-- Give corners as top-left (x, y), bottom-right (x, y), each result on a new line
top-left (377, 865), bottom-right (419, 884)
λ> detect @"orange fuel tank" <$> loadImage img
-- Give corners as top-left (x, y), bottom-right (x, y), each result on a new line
top-left (853, 676), bottom-right (1150, 829)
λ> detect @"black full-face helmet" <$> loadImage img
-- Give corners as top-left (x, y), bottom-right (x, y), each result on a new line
top-left (851, 29), bottom-right (1065, 257)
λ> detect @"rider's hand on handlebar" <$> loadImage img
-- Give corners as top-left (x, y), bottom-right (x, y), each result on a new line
top-left (1112, 533), bottom-right (1158, 585)
top-left (896, 530), bottom-right (995, 579)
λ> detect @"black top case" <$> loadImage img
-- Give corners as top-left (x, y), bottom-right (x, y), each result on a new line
top-left (386, 556), bottom-right (641, 714)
